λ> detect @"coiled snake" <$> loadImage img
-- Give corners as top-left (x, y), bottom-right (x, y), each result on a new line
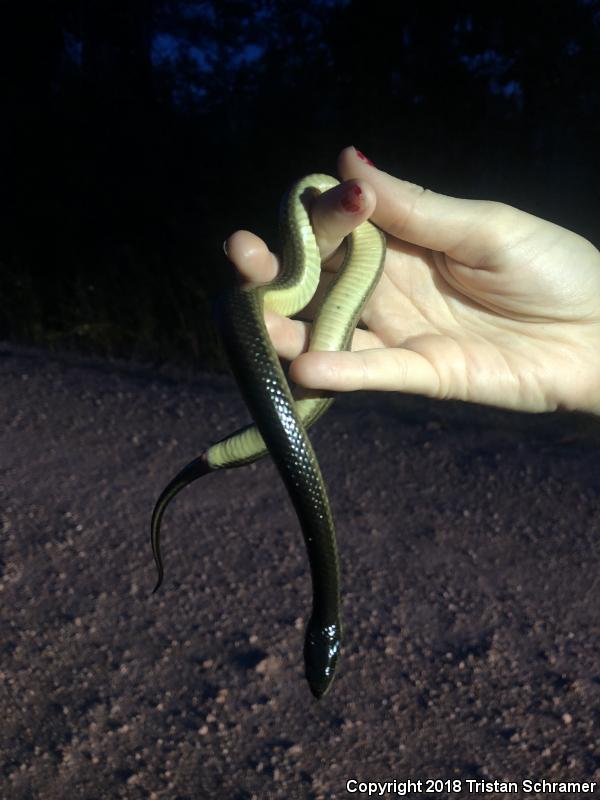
top-left (150, 174), bottom-right (386, 697)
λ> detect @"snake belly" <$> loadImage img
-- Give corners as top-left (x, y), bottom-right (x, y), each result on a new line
top-left (151, 175), bottom-right (386, 697)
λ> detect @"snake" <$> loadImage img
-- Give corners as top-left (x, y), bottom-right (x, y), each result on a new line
top-left (150, 174), bottom-right (386, 698)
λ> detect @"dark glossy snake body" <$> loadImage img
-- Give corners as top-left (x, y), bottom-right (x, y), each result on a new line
top-left (151, 175), bottom-right (385, 697)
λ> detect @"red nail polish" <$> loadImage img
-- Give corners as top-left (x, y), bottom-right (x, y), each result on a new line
top-left (355, 148), bottom-right (375, 167)
top-left (341, 183), bottom-right (362, 213)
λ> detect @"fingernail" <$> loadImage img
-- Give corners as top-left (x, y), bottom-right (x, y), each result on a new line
top-left (341, 183), bottom-right (363, 213)
top-left (354, 148), bottom-right (375, 167)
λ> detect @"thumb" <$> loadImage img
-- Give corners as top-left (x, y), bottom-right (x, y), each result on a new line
top-left (338, 146), bottom-right (532, 267)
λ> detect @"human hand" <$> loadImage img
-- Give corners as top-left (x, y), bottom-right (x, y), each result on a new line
top-left (224, 146), bottom-right (600, 415)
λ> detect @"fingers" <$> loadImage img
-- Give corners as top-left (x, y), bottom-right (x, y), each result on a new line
top-left (264, 313), bottom-right (311, 360)
top-left (309, 178), bottom-right (377, 267)
top-left (224, 230), bottom-right (279, 284)
top-left (337, 145), bottom-right (538, 268)
top-left (223, 179), bottom-right (378, 285)
top-left (222, 178), bottom-right (379, 359)
top-left (289, 348), bottom-right (440, 397)
top-left (269, 318), bottom-right (381, 362)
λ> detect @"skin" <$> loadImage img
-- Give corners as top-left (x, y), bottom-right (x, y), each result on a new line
top-left (225, 146), bottom-right (600, 416)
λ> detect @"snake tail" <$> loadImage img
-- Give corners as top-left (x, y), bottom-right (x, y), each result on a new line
top-left (214, 285), bottom-right (342, 698)
top-left (150, 453), bottom-right (213, 593)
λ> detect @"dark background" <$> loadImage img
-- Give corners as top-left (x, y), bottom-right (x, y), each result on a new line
top-left (3, 5), bottom-right (600, 797)
top-left (1, 0), bottom-right (599, 365)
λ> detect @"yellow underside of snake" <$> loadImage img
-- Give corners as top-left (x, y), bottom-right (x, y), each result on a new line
top-left (150, 174), bottom-right (386, 697)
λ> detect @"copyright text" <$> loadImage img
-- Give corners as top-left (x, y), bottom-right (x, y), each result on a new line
top-left (345, 778), bottom-right (597, 796)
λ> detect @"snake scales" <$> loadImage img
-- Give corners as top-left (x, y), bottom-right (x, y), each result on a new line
top-left (150, 174), bottom-right (386, 697)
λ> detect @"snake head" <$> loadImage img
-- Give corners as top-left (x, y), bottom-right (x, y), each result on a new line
top-left (303, 617), bottom-right (341, 699)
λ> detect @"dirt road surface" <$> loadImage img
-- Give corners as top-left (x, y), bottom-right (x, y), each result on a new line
top-left (2, 343), bottom-right (600, 799)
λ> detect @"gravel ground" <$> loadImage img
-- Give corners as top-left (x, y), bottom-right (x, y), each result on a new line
top-left (2, 342), bottom-right (600, 800)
